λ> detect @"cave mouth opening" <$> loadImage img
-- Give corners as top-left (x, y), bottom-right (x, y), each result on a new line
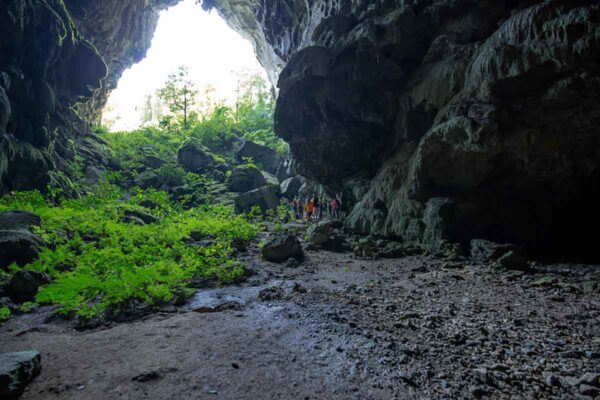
top-left (101, 0), bottom-right (268, 132)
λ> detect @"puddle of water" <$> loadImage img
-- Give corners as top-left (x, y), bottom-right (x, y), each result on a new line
top-left (185, 280), bottom-right (294, 310)
top-left (186, 286), bottom-right (262, 310)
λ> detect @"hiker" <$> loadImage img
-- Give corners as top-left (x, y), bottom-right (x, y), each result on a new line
top-left (313, 194), bottom-right (320, 221)
top-left (319, 195), bottom-right (326, 220)
top-left (331, 196), bottom-right (339, 219)
top-left (305, 197), bottom-right (315, 221)
top-left (291, 196), bottom-right (300, 219)
top-left (336, 193), bottom-right (344, 219)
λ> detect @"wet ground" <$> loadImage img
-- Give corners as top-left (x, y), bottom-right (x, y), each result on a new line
top-left (1, 239), bottom-right (599, 399)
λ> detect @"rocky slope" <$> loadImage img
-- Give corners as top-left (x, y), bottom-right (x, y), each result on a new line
top-left (1, 0), bottom-right (600, 260)
top-left (212, 0), bottom-right (600, 260)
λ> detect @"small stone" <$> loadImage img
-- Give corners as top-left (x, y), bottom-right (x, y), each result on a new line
top-left (258, 287), bottom-right (284, 301)
top-left (470, 386), bottom-right (488, 398)
top-left (292, 283), bottom-right (307, 293)
top-left (580, 384), bottom-right (600, 397)
top-left (192, 301), bottom-right (242, 313)
top-left (283, 258), bottom-right (300, 268)
top-left (544, 374), bottom-right (561, 387)
top-left (132, 371), bottom-right (161, 382)
top-left (578, 373), bottom-right (600, 387)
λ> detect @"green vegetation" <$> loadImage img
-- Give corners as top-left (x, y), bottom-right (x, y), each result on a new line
top-left (0, 184), bottom-right (258, 320)
top-left (0, 67), bottom-right (291, 326)
top-left (109, 68), bottom-right (287, 157)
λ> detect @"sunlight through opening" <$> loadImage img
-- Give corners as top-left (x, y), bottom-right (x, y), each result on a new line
top-left (102, 0), bottom-right (268, 132)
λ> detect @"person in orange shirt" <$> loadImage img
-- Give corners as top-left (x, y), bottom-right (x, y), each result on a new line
top-left (305, 197), bottom-right (315, 221)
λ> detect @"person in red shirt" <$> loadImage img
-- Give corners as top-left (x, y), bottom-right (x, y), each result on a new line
top-left (305, 198), bottom-right (315, 221)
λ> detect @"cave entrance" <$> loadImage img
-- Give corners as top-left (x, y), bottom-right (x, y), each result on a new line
top-left (101, 0), bottom-right (269, 132)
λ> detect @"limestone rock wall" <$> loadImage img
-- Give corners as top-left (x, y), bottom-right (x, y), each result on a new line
top-left (214, 0), bottom-right (600, 259)
top-left (0, 0), bottom-right (177, 192)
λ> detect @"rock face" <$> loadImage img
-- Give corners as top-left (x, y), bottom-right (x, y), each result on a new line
top-left (213, 0), bottom-right (600, 261)
top-left (0, 351), bottom-right (42, 399)
top-left (0, 0), bottom-right (177, 193)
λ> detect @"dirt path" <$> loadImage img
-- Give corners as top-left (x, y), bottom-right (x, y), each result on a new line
top-left (1, 242), bottom-right (599, 399)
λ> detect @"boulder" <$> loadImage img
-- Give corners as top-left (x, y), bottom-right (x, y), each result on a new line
top-left (261, 234), bottom-right (304, 263)
top-left (498, 251), bottom-right (528, 271)
top-left (234, 186), bottom-right (279, 214)
top-left (0, 351), bottom-right (42, 399)
top-left (0, 211), bottom-right (41, 231)
top-left (6, 270), bottom-right (51, 303)
top-left (470, 239), bottom-right (523, 263)
top-left (84, 165), bottom-right (104, 184)
top-left (280, 177), bottom-right (302, 199)
top-left (0, 230), bottom-right (43, 270)
top-left (209, 170), bottom-right (226, 183)
top-left (236, 140), bottom-right (280, 174)
top-left (177, 138), bottom-right (215, 172)
top-left (123, 209), bottom-right (158, 225)
top-left (144, 155), bottom-right (166, 169)
top-left (227, 166), bottom-right (267, 193)
top-left (136, 170), bottom-right (161, 189)
top-left (261, 171), bottom-right (279, 187)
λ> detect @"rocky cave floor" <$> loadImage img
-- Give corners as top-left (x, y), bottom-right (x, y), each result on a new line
top-left (1, 231), bottom-right (599, 399)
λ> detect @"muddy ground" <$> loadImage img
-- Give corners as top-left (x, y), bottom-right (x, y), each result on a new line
top-left (1, 237), bottom-right (599, 399)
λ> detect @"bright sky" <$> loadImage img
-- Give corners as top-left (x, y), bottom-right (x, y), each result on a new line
top-left (102, 0), bottom-right (267, 131)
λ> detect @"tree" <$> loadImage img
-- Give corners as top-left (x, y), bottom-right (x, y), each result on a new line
top-left (157, 66), bottom-right (198, 129)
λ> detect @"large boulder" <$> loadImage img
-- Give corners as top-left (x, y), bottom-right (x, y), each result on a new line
top-left (280, 177), bottom-right (302, 199)
top-left (0, 351), bottom-right (42, 399)
top-left (236, 141), bottom-right (280, 174)
top-left (227, 166), bottom-right (268, 193)
top-left (0, 231), bottom-right (43, 270)
top-left (261, 234), bottom-right (304, 263)
top-left (234, 186), bottom-right (279, 214)
top-left (0, 211), bottom-right (41, 231)
top-left (6, 270), bottom-right (51, 303)
top-left (177, 138), bottom-right (215, 172)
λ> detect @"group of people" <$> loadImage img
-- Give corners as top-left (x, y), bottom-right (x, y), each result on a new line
top-left (290, 193), bottom-right (345, 221)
